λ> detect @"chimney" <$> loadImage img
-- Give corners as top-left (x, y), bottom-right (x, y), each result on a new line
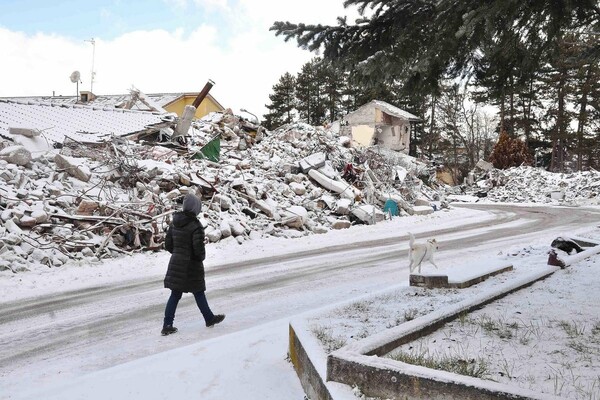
top-left (79, 91), bottom-right (96, 103)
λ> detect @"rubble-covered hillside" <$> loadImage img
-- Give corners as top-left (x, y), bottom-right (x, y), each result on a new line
top-left (446, 161), bottom-right (600, 205)
top-left (0, 110), bottom-right (441, 274)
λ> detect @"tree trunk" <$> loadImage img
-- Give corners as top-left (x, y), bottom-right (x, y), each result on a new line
top-left (452, 134), bottom-right (458, 185)
top-left (522, 78), bottom-right (534, 147)
top-left (509, 76), bottom-right (515, 136)
top-left (556, 72), bottom-right (566, 172)
top-left (499, 95), bottom-right (505, 134)
top-left (426, 94), bottom-right (437, 158)
top-left (576, 66), bottom-right (592, 171)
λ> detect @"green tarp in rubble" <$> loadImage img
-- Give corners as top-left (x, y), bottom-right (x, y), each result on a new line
top-left (193, 136), bottom-right (220, 162)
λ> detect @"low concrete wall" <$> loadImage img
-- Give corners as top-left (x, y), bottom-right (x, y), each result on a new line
top-left (326, 266), bottom-right (561, 399)
top-left (410, 263), bottom-right (513, 289)
top-left (289, 324), bottom-right (334, 400)
top-left (409, 274), bottom-right (449, 288)
top-left (327, 354), bottom-right (558, 400)
top-left (448, 264), bottom-right (513, 288)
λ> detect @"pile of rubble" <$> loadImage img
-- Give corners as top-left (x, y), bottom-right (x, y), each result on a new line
top-left (0, 110), bottom-right (442, 274)
top-left (450, 161), bottom-right (600, 204)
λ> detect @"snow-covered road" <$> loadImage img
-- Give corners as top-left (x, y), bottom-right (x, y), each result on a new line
top-left (1, 204), bottom-right (598, 399)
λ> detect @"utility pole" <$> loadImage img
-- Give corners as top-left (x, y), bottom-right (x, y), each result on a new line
top-left (85, 38), bottom-right (96, 93)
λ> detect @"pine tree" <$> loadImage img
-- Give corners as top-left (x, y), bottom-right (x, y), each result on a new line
top-left (538, 34), bottom-right (581, 172)
top-left (340, 74), bottom-right (361, 115)
top-left (272, 1), bottom-right (600, 165)
top-left (321, 63), bottom-right (345, 123)
top-left (271, 0), bottom-right (599, 106)
top-left (296, 58), bottom-right (327, 125)
top-left (263, 72), bottom-right (297, 130)
top-left (570, 33), bottom-right (600, 170)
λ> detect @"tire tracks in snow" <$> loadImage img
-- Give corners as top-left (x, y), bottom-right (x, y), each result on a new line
top-left (1, 205), bottom-right (598, 387)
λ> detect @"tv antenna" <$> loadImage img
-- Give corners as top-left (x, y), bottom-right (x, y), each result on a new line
top-left (70, 70), bottom-right (81, 98)
top-left (84, 38), bottom-right (96, 93)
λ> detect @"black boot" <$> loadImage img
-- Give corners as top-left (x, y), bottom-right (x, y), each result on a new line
top-left (161, 325), bottom-right (178, 336)
top-left (206, 314), bottom-right (225, 328)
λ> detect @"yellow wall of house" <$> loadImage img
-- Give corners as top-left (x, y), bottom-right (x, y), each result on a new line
top-left (164, 95), bottom-right (224, 118)
top-left (351, 125), bottom-right (376, 147)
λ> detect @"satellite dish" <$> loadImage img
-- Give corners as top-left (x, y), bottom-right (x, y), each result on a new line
top-left (70, 71), bottom-right (81, 83)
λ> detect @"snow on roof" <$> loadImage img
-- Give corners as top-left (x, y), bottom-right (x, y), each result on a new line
top-left (139, 93), bottom-right (185, 109)
top-left (0, 98), bottom-right (164, 152)
top-left (371, 100), bottom-right (421, 121)
top-left (2, 93), bottom-right (181, 111)
top-left (1, 92), bottom-right (224, 112)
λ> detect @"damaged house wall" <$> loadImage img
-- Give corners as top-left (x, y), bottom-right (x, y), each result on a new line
top-left (162, 92), bottom-right (224, 119)
top-left (340, 100), bottom-right (419, 153)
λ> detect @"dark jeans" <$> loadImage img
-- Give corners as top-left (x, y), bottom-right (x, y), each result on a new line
top-left (163, 289), bottom-right (215, 327)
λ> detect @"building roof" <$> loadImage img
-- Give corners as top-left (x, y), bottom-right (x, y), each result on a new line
top-left (0, 98), bottom-right (165, 152)
top-left (161, 92), bottom-right (225, 111)
top-left (1, 92), bottom-right (225, 113)
top-left (371, 100), bottom-right (421, 121)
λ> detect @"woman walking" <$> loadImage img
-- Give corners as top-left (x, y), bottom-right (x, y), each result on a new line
top-left (161, 193), bottom-right (225, 335)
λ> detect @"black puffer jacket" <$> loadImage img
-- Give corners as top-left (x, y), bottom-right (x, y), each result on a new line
top-left (164, 211), bottom-right (206, 292)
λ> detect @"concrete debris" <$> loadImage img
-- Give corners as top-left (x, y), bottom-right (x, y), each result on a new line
top-left (351, 205), bottom-right (385, 225)
top-left (332, 220), bottom-right (352, 230)
top-left (0, 111), bottom-right (447, 274)
top-left (54, 154), bottom-right (92, 182)
top-left (299, 152), bottom-right (327, 172)
top-left (219, 220), bottom-right (232, 238)
top-left (308, 169), bottom-right (358, 200)
top-left (475, 159), bottom-right (494, 171)
top-left (334, 198), bottom-right (352, 215)
top-left (174, 105), bottom-right (196, 138)
top-left (0, 145), bottom-right (32, 166)
top-left (8, 127), bottom-right (41, 138)
top-left (412, 205), bottom-right (435, 215)
top-left (448, 165), bottom-right (600, 205)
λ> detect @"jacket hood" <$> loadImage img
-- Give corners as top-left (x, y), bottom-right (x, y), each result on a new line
top-left (172, 211), bottom-right (198, 228)
top-left (182, 193), bottom-right (202, 215)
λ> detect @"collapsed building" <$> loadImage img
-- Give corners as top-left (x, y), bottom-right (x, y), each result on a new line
top-left (0, 94), bottom-right (443, 273)
top-left (3, 88), bottom-right (599, 275)
top-left (339, 100), bottom-right (420, 153)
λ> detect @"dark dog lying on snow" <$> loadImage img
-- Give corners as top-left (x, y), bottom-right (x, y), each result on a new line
top-left (551, 237), bottom-right (583, 255)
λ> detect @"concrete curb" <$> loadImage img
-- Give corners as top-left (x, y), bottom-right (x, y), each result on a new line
top-left (326, 266), bottom-right (562, 399)
top-left (289, 323), bottom-right (334, 400)
top-left (289, 265), bottom-right (566, 399)
top-left (289, 318), bottom-right (357, 400)
top-left (409, 263), bottom-right (513, 289)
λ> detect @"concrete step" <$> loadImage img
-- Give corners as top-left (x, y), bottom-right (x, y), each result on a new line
top-left (410, 259), bottom-right (513, 288)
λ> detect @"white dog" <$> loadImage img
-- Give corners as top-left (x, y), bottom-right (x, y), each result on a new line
top-left (408, 232), bottom-right (439, 274)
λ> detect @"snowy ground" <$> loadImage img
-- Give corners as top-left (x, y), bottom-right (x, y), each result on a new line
top-left (303, 230), bottom-right (600, 399)
top-left (1, 205), bottom-right (599, 399)
top-left (388, 252), bottom-right (600, 399)
top-left (0, 206), bottom-right (491, 302)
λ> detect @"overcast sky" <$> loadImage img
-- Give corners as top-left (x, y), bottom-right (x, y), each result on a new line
top-left (0, 0), bottom-right (360, 117)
